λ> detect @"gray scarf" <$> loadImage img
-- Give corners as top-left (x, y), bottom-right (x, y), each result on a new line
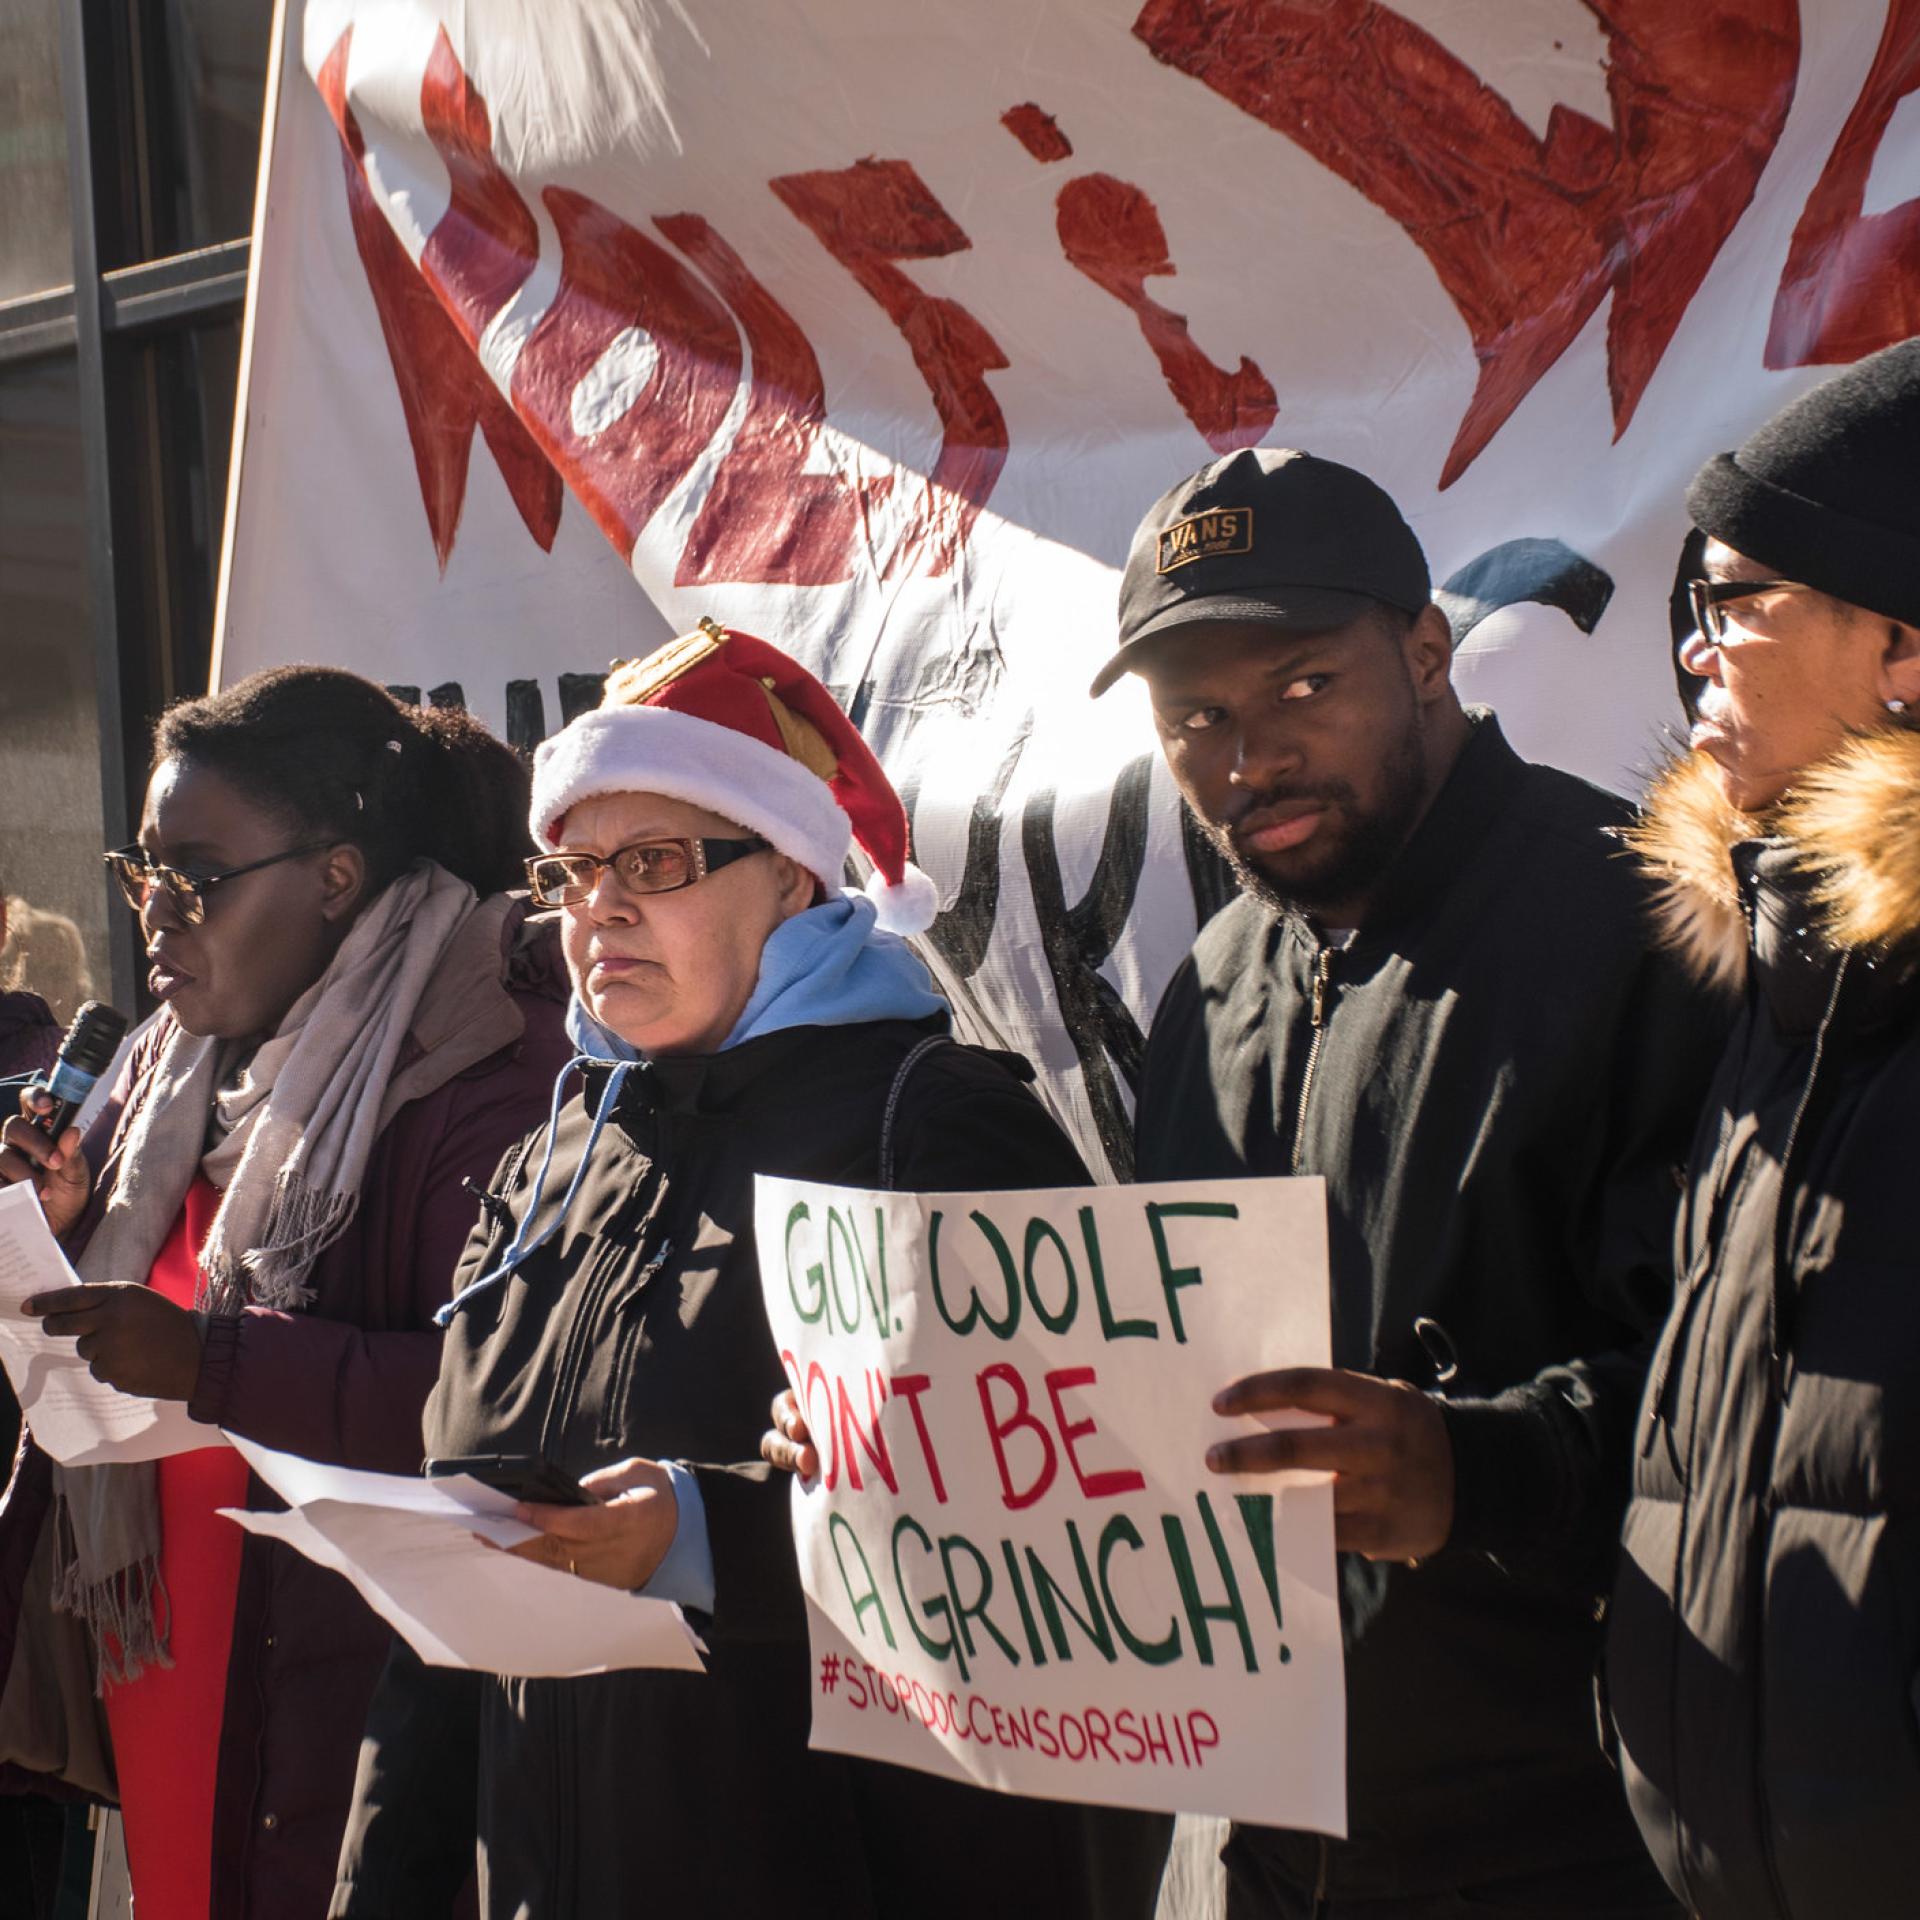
top-left (51, 862), bottom-right (478, 1682)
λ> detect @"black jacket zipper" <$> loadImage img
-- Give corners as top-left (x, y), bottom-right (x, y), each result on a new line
top-left (539, 1177), bottom-right (671, 1463)
top-left (1292, 946), bottom-right (1337, 1176)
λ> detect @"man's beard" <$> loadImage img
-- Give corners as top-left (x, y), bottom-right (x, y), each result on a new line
top-left (1213, 721), bottom-right (1429, 919)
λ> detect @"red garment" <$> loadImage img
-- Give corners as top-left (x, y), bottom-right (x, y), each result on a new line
top-left (103, 1175), bottom-right (249, 1920)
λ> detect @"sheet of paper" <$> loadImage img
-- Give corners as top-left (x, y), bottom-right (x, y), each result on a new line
top-left (233, 1442), bottom-right (530, 1542)
top-left (0, 1184), bottom-right (223, 1467)
top-left (223, 1437), bottom-right (706, 1679)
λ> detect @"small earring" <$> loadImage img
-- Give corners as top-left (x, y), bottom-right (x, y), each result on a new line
top-left (1889, 699), bottom-right (1908, 715)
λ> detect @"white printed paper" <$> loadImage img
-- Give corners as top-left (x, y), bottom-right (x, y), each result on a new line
top-left (0, 1183), bottom-right (221, 1467)
top-left (222, 1436), bottom-right (707, 1679)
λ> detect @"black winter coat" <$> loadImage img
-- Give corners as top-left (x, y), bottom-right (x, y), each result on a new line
top-left (333, 1015), bottom-right (1171, 1920)
top-left (1612, 735), bottom-right (1920, 1919)
top-left (1136, 713), bottom-right (1730, 1902)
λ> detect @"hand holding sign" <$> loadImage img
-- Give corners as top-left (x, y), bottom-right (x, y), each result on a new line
top-left (763, 1388), bottom-right (818, 1482)
top-left (1207, 1368), bottom-right (1455, 1564)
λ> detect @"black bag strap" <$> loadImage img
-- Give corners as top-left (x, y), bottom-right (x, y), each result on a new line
top-left (878, 1035), bottom-right (951, 1191)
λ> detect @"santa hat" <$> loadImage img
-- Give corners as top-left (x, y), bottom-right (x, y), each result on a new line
top-left (529, 619), bottom-right (940, 935)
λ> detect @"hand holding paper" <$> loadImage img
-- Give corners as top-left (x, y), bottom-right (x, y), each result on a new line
top-left (224, 1436), bottom-right (705, 1679)
top-left (509, 1456), bottom-right (680, 1589)
top-left (0, 1183), bottom-right (216, 1466)
top-left (25, 1281), bottom-right (205, 1402)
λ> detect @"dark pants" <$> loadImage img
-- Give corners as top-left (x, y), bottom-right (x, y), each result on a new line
top-left (1222, 1830), bottom-right (1685, 1920)
top-left (0, 1797), bottom-right (75, 1920)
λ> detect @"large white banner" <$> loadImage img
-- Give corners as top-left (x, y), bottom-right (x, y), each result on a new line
top-left (218, 0), bottom-right (1920, 1173)
top-left (755, 1172), bottom-right (1341, 1830)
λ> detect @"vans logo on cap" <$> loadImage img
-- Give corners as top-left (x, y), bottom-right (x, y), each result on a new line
top-left (1156, 508), bottom-right (1252, 574)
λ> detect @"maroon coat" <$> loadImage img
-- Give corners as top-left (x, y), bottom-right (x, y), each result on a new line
top-left (0, 901), bottom-right (571, 1919)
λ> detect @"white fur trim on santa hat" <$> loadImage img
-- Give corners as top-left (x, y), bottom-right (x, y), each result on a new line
top-left (866, 862), bottom-right (939, 936)
top-left (531, 705), bottom-right (854, 883)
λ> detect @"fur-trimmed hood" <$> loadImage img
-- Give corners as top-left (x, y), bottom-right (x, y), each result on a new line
top-left (1630, 728), bottom-right (1920, 990)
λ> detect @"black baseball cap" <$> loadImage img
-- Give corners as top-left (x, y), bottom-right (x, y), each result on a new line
top-left (1090, 448), bottom-right (1432, 695)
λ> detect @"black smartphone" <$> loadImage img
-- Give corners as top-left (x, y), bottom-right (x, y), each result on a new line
top-left (424, 1453), bottom-right (592, 1506)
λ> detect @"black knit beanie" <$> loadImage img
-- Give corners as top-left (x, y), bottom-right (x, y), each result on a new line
top-left (1687, 334), bottom-right (1920, 628)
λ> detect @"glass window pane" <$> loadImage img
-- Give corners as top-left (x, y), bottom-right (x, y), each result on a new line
top-left (120, 312), bottom-right (242, 710)
top-left (144, 0), bottom-right (273, 257)
top-left (0, 355), bottom-right (109, 1023)
top-left (0, 0), bottom-right (75, 303)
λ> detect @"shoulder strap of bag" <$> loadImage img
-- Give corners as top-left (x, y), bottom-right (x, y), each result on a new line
top-left (878, 1035), bottom-right (951, 1191)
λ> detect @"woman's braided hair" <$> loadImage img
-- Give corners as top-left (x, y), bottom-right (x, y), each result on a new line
top-left (153, 666), bottom-right (531, 897)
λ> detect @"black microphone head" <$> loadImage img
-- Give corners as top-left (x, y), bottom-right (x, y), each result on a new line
top-left (57, 1001), bottom-right (129, 1078)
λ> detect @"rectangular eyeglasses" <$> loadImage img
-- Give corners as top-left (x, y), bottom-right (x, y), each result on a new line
top-left (525, 836), bottom-right (771, 907)
top-left (1686, 576), bottom-right (1816, 647)
top-left (104, 842), bottom-right (332, 927)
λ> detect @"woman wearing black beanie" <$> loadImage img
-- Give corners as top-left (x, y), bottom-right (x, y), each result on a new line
top-left (1610, 333), bottom-right (1920, 1920)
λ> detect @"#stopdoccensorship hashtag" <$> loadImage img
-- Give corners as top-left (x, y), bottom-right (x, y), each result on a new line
top-left (829, 1659), bottom-right (1220, 1772)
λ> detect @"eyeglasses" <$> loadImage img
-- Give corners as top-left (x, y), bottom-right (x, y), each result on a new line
top-left (104, 841), bottom-right (332, 926)
top-left (1686, 576), bottom-right (1817, 648)
top-left (525, 836), bottom-right (772, 907)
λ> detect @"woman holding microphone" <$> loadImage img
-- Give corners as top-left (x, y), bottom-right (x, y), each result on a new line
top-left (0, 666), bottom-right (569, 1920)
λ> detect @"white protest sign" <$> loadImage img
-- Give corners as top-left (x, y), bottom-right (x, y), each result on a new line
top-left (755, 1172), bottom-right (1342, 1831)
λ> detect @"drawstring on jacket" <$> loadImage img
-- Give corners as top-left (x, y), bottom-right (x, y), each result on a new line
top-left (434, 1054), bottom-right (632, 1326)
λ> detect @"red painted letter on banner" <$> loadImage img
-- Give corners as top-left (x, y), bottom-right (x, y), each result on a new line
top-left (656, 212), bottom-right (881, 587)
top-left (1133, 0), bottom-right (1799, 486)
top-left (511, 190), bottom-right (742, 562)
top-left (416, 27), bottom-right (540, 347)
top-left (771, 159), bottom-right (1010, 577)
top-left (1055, 172), bottom-right (1277, 454)
top-left (315, 30), bottom-right (561, 568)
top-left (1767, 0), bottom-right (1920, 368)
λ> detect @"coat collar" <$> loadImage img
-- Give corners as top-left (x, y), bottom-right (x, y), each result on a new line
top-left (1631, 726), bottom-right (1920, 1008)
top-left (1367, 707), bottom-right (1526, 937)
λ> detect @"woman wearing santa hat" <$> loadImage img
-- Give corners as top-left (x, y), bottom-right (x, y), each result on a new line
top-left (333, 623), bottom-right (1170, 1919)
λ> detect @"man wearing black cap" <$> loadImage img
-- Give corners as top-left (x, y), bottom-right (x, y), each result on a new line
top-left (1099, 448), bottom-right (1727, 1916)
top-left (1609, 337), bottom-right (1920, 1920)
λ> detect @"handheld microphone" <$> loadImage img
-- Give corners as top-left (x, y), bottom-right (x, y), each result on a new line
top-left (28, 1001), bottom-right (130, 1142)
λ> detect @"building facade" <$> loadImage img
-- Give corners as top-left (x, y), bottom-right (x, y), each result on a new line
top-left (1, 0), bottom-right (270, 1019)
